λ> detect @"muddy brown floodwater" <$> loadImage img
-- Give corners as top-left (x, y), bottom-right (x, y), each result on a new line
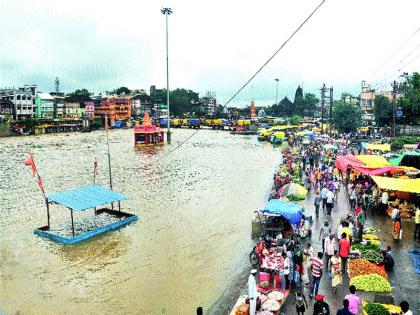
top-left (0, 129), bottom-right (280, 314)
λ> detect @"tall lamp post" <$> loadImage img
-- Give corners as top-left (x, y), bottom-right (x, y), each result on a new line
top-left (275, 78), bottom-right (279, 105)
top-left (161, 7), bottom-right (173, 144)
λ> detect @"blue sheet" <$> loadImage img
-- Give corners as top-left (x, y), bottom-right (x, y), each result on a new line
top-left (262, 199), bottom-right (303, 225)
top-left (408, 250), bottom-right (420, 274)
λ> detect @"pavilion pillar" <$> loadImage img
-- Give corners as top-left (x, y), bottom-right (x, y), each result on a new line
top-left (45, 198), bottom-right (50, 229)
top-left (70, 208), bottom-right (75, 237)
top-left (118, 201), bottom-right (121, 212)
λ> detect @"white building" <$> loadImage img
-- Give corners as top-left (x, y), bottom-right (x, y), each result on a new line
top-left (0, 85), bottom-right (37, 119)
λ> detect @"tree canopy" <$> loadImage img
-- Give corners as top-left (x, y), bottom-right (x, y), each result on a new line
top-left (65, 89), bottom-right (92, 102)
top-left (398, 72), bottom-right (420, 124)
top-left (373, 95), bottom-right (392, 127)
top-left (332, 100), bottom-right (363, 133)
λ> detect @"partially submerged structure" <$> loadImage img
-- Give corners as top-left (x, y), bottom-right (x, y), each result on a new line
top-left (34, 185), bottom-right (138, 244)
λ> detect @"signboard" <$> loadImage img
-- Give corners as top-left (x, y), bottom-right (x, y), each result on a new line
top-left (396, 107), bottom-right (403, 118)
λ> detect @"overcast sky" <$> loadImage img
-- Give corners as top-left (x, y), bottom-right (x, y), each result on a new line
top-left (1, 0), bottom-right (419, 107)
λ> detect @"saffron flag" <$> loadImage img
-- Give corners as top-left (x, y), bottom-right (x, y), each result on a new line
top-left (24, 153), bottom-right (37, 176)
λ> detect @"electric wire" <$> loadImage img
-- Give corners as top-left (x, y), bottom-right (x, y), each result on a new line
top-left (134, 0), bottom-right (327, 169)
top-left (222, 0), bottom-right (327, 108)
top-left (368, 26), bottom-right (420, 81)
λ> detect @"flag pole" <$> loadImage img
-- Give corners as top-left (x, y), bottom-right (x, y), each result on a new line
top-left (105, 115), bottom-right (114, 210)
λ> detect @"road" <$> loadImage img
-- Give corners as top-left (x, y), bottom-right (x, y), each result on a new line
top-left (280, 186), bottom-right (420, 314)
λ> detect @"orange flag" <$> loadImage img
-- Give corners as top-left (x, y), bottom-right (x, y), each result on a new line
top-left (24, 153), bottom-right (37, 176)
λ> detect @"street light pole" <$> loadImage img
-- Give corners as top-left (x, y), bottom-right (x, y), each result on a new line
top-left (275, 78), bottom-right (279, 105)
top-left (161, 7), bottom-right (173, 144)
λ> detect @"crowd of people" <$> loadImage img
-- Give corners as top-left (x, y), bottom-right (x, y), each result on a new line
top-left (243, 135), bottom-right (415, 315)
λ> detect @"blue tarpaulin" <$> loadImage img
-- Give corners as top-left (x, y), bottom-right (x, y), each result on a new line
top-left (261, 199), bottom-right (303, 225)
top-left (47, 185), bottom-right (128, 211)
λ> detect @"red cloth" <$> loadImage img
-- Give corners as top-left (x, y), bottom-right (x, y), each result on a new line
top-left (24, 153), bottom-right (37, 176)
top-left (335, 155), bottom-right (363, 172)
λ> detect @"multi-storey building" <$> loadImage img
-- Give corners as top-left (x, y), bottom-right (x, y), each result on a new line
top-left (360, 81), bottom-right (375, 125)
top-left (131, 94), bottom-right (153, 117)
top-left (0, 85), bottom-right (37, 119)
top-left (200, 91), bottom-right (217, 116)
top-left (35, 93), bottom-right (55, 118)
top-left (50, 92), bottom-right (65, 118)
top-left (96, 97), bottom-right (132, 125)
top-left (84, 100), bottom-right (95, 117)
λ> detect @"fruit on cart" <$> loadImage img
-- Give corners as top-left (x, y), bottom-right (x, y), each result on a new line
top-left (350, 274), bottom-right (391, 293)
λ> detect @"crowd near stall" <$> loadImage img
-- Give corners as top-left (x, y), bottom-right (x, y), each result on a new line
top-left (230, 131), bottom-right (419, 315)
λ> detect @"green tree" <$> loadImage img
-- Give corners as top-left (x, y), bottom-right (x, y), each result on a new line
top-left (289, 115), bottom-right (302, 125)
top-left (279, 97), bottom-right (293, 117)
top-left (332, 100), bottom-right (363, 133)
top-left (303, 93), bottom-right (319, 118)
top-left (293, 96), bottom-right (305, 116)
top-left (373, 95), bottom-right (392, 127)
top-left (66, 89), bottom-right (92, 102)
top-left (112, 86), bottom-right (131, 95)
top-left (398, 72), bottom-right (420, 124)
top-left (169, 88), bottom-right (200, 116)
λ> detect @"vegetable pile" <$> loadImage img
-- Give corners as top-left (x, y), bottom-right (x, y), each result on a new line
top-left (364, 302), bottom-right (390, 315)
top-left (348, 259), bottom-right (387, 279)
top-left (350, 274), bottom-right (391, 293)
top-left (363, 233), bottom-right (379, 240)
top-left (361, 249), bottom-right (383, 263)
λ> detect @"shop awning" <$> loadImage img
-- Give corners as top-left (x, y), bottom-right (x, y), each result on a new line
top-left (389, 151), bottom-right (420, 167)
top-left (370, 176), bottom-right (420, 194)
top-left (352, 166), bottom-right (397, 176)
top-left (365, 143), bottom-right (391, 152)
top-left (261, 199), bottom-right (303, 224)
top-left (356, 155), bottom-right (391, 168)
top-left (47, 185), bottom-right (128, 211)
top-left (335, 155), bottom-right (364, 172)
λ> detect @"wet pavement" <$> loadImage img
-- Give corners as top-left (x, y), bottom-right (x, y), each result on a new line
top-left (279, 186), bottom-right (420, 315)
top-left (209, 184), bottom-right (420, 314)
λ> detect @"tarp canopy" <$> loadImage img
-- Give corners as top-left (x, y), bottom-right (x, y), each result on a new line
top-left (356, 155), bottom-right (391, 168)
top-left (365, 143), bottom-right (391, 152)
top-left (371, 176), bottom-right (420, 194)
top-left (352, 166), bottom-right (398, 176)
top-left (261, 199), bottom-right (303, 225)
top-left (389, 151), bottom-right (420, 167)
top-left (47, 185), bottom-right (128, 211)
top-left (335, 155), bottom-right (364, 172)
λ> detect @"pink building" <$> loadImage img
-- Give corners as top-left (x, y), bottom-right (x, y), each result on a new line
top-left (84, 101), bottom-right (95, 117)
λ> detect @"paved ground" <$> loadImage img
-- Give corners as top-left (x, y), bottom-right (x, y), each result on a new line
top-left (209, 184), bottom-right (420, 315)
top-left (280, 186), bottom-right (420, 315)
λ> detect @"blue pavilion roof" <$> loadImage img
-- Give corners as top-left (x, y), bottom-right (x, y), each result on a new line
top-left (47, 185), bottom-right (128, 211)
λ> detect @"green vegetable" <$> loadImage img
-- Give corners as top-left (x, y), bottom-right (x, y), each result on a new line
top-left (364, 302), bottom-right (390, 315)
top-left (349, 274), bottom-right (391, 293)
top-left (362, 249), bottom-right (383, 263)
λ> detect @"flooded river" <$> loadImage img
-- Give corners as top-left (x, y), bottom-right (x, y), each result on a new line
top-left (0, 129), bottom-right (279, 314)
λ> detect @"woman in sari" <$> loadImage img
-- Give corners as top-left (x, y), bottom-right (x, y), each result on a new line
top-left (330, 250), bottom-right (342, 293)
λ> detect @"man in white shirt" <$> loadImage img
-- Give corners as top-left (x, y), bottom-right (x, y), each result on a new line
top-left (381, 190), bottom-right (389, 213)
top-left (248, 269), bottom-right (258, 315)
top-left (321, 185), bottom-right (329, 212)
top-left (326, 189), bottom-right (334, 216)
top-left (399, 301), bottom-right (412, 315)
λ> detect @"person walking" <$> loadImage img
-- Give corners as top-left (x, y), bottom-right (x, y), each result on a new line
top-left (313, 294), bottom-right (330, 315)
top-left (356, 207), bottom-right (366, 242)
top-left (324, 234), bottom-right (335, 271)
top-left (336, 299), bottom-right (353, 315)
top-left (330, 251), bottom-right (342, 293)
top-left (293, 286), bottom-right (309, 315)
top-left (348, 187), bottom-right (356, 212)
top-left (326, 189), bottom-right (334, 217)
top-left (414, 207), bottom-right (420, 242)
top-left (399, 301), bottom-right (412, 315)
top-left (319, 220), bottom-right (331, 253)
top-left (321, 184), bottom-right (329, 213)
top-left (314, 191), bottom-right (322, 218)
top-left (247, 269), bottom-right (258, 315)
top-left (339, 233), bottom-right (350, 276)
top-left (310, 252), bottom-right (324, 298)
top-left (344, 285), bottom-right (362, 315)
